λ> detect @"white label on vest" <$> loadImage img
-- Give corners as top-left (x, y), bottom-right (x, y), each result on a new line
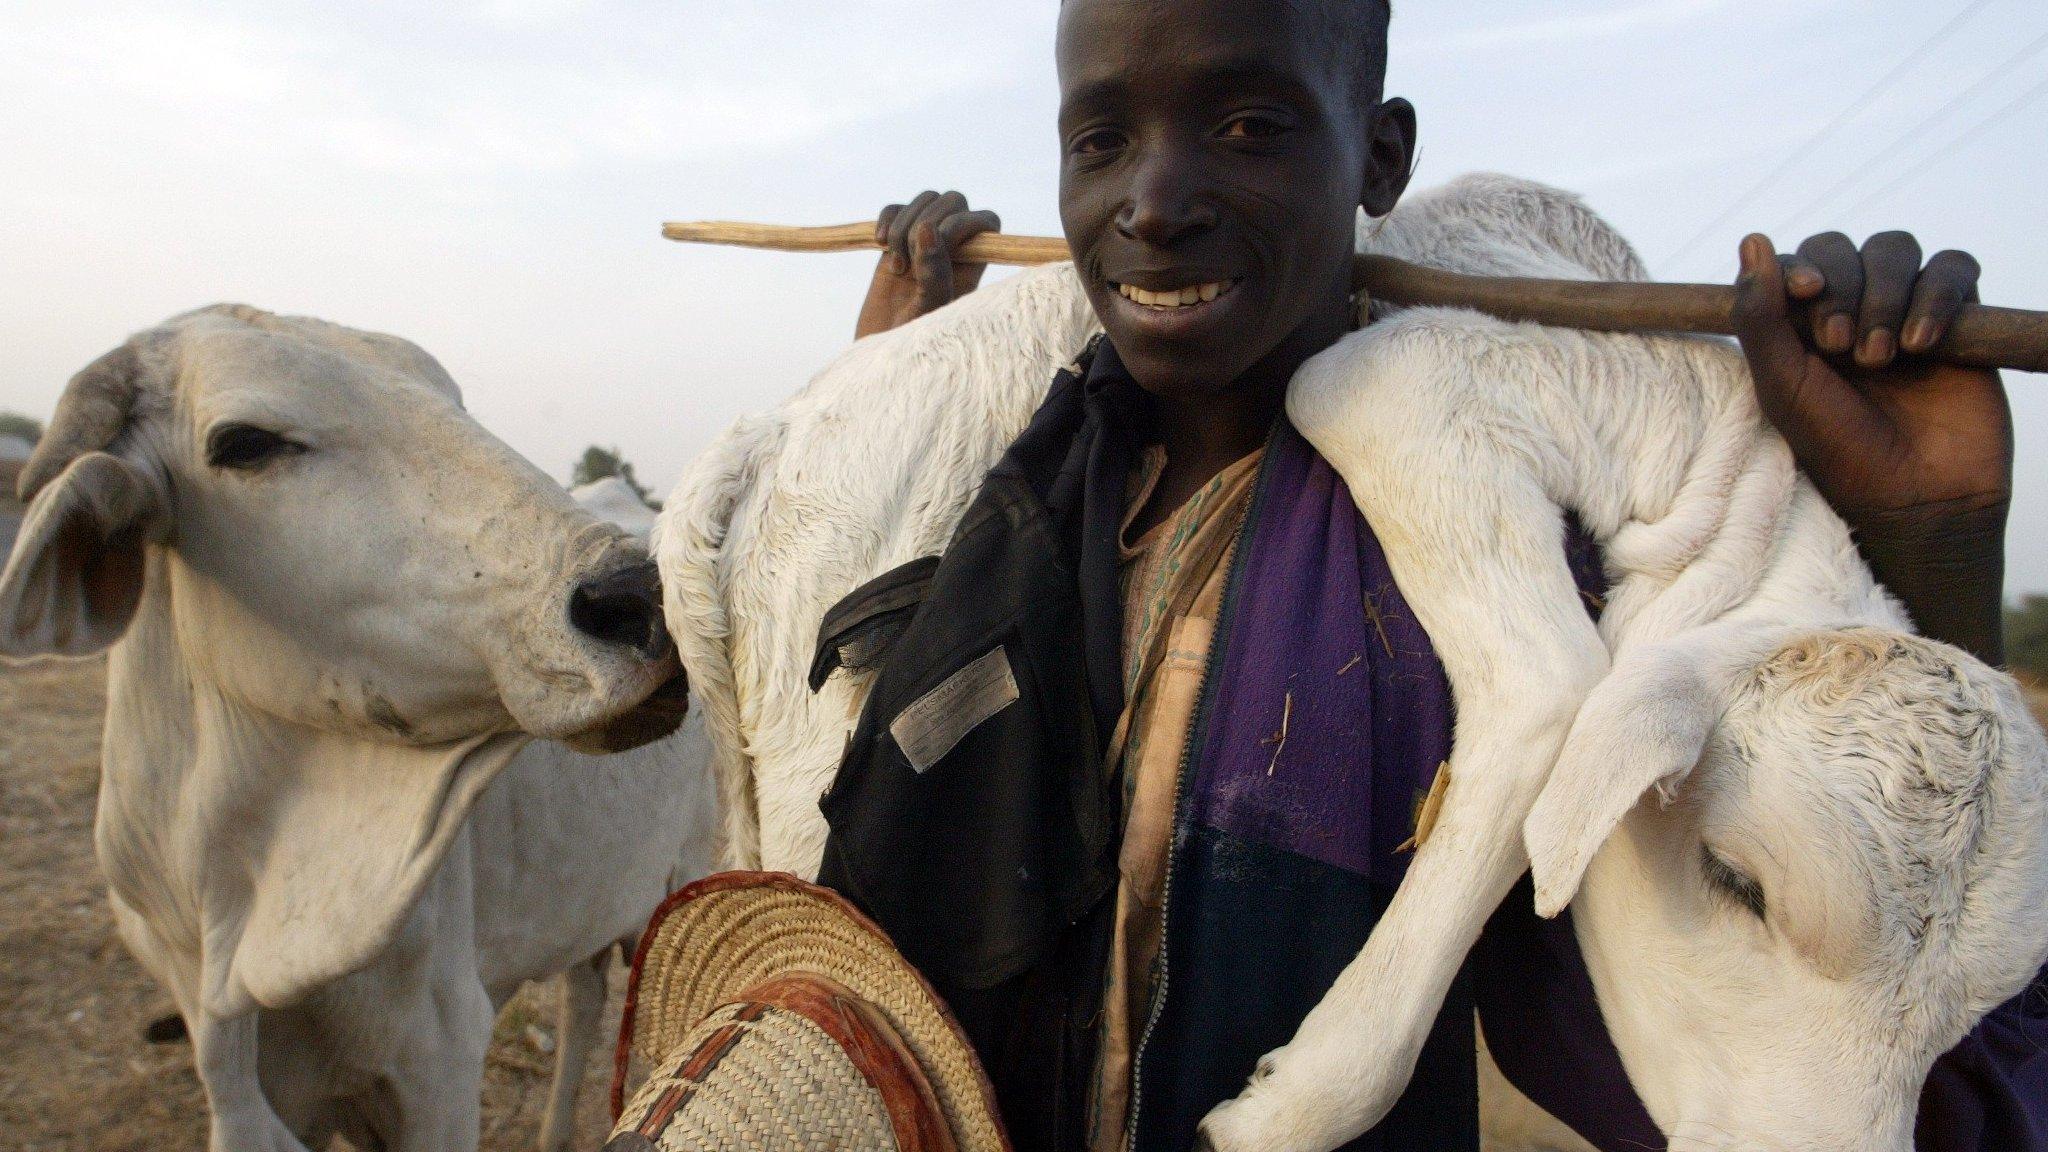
top-left (889, 646), bottom-right (1019, 774)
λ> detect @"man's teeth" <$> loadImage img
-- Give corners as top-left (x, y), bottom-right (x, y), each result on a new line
top-left (1116, 280), bottom-right (1235, 308)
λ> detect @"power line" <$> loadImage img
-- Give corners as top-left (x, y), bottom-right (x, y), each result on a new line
top-left (1830, 70), bottom-right (2048, 221)
top-left (1657, 0), bottom-right (1996, 275)
top-left (1773, 29), bottom-right (2048, 236)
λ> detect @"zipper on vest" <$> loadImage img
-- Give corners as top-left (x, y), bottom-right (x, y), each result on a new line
top-left (1121, 447), bottom-right (1276, 1152)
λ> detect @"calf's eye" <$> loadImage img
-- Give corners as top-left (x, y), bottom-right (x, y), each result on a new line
top-left (207, 424), bottom-right (303, 471)
top-left (1702, 846), bottom-right (1767, 920)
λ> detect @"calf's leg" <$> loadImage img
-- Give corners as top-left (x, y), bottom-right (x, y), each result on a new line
top-left (1204, 357), bottom-right (1607, 1151)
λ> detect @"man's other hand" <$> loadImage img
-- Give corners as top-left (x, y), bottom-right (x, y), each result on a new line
top-left (854, 190), bottom-right (1001, 339)
top-left (1733, 231), bottom-right (2013, 664)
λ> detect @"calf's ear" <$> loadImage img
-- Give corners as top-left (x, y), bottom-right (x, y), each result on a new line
top-left (1524, 649), bottom-right (1724, 917)
top-left (0, 451), bottom-right (165, 658)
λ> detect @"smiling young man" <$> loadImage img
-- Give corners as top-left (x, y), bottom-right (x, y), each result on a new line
top-left (819, 2), bottom-right (2037, 1150)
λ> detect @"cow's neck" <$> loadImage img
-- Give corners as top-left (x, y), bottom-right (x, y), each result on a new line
top-left (98, 546), bottom-right (531, 1018)
top-left (97, 549), bottom-right (305, 961)
top-left (94, 551), bottom-right (361, 968)
top-left (94, 552), bottom-right (201, 943)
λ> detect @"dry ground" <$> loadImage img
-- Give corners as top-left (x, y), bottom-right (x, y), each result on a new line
top-left (0, 656), bottom-right (622, 1151)
top-left (5, 637), bottom-right (2045, 1151)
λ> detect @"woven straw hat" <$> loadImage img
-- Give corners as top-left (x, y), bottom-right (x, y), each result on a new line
top-left (608, 872), bottom-right (1010, 1152)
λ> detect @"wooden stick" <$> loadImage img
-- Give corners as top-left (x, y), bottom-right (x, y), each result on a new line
top-left (662, 219), bottom-right (2048, 374)
top-left (663, 220), bottom-right (1071, 265)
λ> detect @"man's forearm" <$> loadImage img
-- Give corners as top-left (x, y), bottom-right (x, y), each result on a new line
top-left (1849, 499), bottom-right (2009, 666)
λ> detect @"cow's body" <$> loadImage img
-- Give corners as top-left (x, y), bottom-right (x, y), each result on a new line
top-left (1, 306), bottom-right (715, 1152)
top-left (102, 687), bottom-right (717, 1152)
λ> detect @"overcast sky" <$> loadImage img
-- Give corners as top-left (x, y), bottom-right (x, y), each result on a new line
top-left (4, 0), bottom-right (2045, 589)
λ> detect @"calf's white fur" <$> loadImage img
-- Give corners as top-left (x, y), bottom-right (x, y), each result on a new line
top-left (657, 176), bottom-right (2048, 1149)
top-left (1201, 183), bottom-right (2048, 1152)
top-left (0, 307), bottom-right (720, 1152)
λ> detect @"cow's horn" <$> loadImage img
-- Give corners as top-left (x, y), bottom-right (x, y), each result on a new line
top-left (18, 342), bottom-right (143, 502)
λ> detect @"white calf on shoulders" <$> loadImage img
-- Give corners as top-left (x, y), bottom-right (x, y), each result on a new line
top-left (0, 305), bottom-right (720, 1152)
top-left (1199, 181), bottom-right (2048, 1152)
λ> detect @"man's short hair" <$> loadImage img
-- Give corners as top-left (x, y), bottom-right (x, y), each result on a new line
top-left (1318, 0), bottom-right (1392, 103)
top-left (1059, 0), bottom-right (1392, 99)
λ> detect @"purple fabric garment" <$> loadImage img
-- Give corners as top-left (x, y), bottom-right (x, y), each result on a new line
top-left (1184, 420), bottom-right (1450, 889)
top-left (1916, 972), bottom-right (2048, 1150)
top-left (1138, 420), bottom-right (1477, 1148)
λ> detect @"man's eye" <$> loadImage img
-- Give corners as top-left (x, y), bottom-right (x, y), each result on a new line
top-left (1221, 115), bottom-right (1288, 140)
top-left (1071, 129), bottom-right (1126, 156)
top-left (207, 423), bottom-right (304, 471)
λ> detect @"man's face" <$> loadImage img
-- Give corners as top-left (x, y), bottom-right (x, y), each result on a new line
top-left (1056, 0), bottom-right (1392, 399)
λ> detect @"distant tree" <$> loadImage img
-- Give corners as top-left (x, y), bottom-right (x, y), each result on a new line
top-left (0, 412), bottom-right (42, 445)
top-left (2007, 595), bottom-right (2048, 684)
top-left (571, 445), bottom-right (654, 506)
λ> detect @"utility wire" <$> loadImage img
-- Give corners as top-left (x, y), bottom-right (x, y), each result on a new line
top-left (1772, 29), bottom-right (2048, 237)
top-left (1829, 70), bottom-right (2048, 221)
top-left (1657, 0), bottom-right (1996, 275)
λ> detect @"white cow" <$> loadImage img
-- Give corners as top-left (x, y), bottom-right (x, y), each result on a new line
top-left (657, 175), bottom-right (2048, 1149)
top-left (0, 305), bottom-right (720, 1152)
top-left (572, 476), bottom-right (659, 543)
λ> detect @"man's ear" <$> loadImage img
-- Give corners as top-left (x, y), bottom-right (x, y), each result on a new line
top-left (1360, 97), bottom-right (1417, 218)
top-left (0, 451), bottom-right (165, 658)
top-left (1523, 648), bottom-right (1723, 917)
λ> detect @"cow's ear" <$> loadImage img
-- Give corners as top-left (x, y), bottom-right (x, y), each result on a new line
top-left (1524, 645), bottom-right (1726, 917)
top-left (0, 452), bottom-right (165, 658)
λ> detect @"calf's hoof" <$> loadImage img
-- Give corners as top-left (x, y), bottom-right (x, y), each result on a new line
top-left (1198, 1047), bottom-right (1386, 1152)
top-left (1198, 1084), bottom-right (1299, 1152)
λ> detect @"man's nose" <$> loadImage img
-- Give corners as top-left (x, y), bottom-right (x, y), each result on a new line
top-left (1117, 146), bottom-right (1217, 249)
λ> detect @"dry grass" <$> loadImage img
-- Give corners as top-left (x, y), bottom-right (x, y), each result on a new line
top-left (0, 657), bottom-right (622, 1151)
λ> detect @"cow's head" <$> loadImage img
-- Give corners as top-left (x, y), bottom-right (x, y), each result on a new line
top-left (1526, 626), bottom-right (2048, 1149)
top-left (0, 305), bottom-right (683, 748)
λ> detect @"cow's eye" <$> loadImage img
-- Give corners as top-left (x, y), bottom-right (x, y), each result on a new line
top-left (207, 423), bottom-right (303, 471)
top-left (1702, 846), bottom-right (1767, 921)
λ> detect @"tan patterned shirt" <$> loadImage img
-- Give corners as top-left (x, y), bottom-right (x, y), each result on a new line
top-left (1089, 444), bottom-right (1263, 1152)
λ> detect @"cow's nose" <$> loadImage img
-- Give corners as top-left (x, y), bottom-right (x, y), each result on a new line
top-left (568, 561), bottom-right (671, 660)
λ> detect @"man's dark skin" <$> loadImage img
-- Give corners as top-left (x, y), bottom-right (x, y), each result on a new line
top-left (863, 0), bottom-right (2010, 666)
top-left (855, 190), bottom-right (1003, 338)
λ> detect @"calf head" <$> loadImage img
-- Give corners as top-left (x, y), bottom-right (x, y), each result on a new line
top-left (0, 305), bottom-right (679, 743)
top-left (0, 306), bottom-right (686, 1016)
top-left (1527, 627), bottom-right (2048, 1149)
